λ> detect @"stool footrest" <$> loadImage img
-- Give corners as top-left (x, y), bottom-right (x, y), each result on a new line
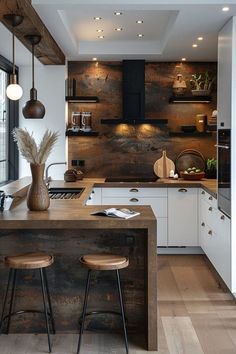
top-left (1, 310), bottom-right (55, 334)
top-left (79, 310), bottom-right (127, 326)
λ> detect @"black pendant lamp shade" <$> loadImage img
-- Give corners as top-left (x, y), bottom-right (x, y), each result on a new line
top-left (23, 35), bottom-right (45, 119)
top-left (3, 14), bottom-right (24, 100)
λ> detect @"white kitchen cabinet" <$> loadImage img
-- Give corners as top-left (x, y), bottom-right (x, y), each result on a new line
top-left (101, 187), bottom-right (168, 247)
top-left (86, 188), bottom-right (102, 205)
top-left (168, 188), bottom-right (198, 246)
top-left (199, 189), bottom-right (231, 289)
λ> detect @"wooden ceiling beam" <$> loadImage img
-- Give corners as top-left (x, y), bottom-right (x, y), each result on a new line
top-left (0, 0), bottom-right (65, 65)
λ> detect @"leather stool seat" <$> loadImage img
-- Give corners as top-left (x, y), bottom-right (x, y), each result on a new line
top-left (5, 252), bottom-right (54, 269)
top-left (80, 254), bottom-right (129, 270)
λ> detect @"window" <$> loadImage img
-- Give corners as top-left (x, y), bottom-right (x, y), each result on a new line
top-left (0, 55), bottom-right (19, 185)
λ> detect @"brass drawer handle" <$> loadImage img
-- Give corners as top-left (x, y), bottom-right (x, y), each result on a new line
top-left (209, 196), bottom-right (213, 200)
top-left (201, 191), bottom-right (205, 195)
top-left (130, 188), bottom-right (139, 193)
top-left (130, 198), bottom-right (139, 202)
top-left (220, 214), bottom-right (225, 220)
top-left (208, 207), bottom-right (213, 211)
top-left (208, 230), bottom-right (213, 236)
top-left (178, 188), bottom-right (187, 193)
top-left (201, 222), bottom-right (205, 227)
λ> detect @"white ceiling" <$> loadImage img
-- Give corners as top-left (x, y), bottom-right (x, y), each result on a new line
top-left (32, 0), bottom-right (236, 62)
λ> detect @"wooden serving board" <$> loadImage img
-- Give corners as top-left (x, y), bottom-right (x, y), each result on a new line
top-left (153, 150), bottom-right (175, 178)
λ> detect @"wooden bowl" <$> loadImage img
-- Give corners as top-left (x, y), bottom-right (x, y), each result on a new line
top-left (180, 171), bottom-right (205, 180)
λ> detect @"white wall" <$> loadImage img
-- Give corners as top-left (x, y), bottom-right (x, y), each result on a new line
top-left (18, 65), bottom-right (67, 180)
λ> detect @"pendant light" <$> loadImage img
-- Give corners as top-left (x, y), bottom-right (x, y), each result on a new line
top-left (4, 14), bottom-right (24, 101)
top-left (22, 35), bottom-right (45, 119)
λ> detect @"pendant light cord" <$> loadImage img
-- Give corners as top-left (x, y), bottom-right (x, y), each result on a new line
top-left (12, 28), bottom-right (15, 75)
top-left (32, 43), bottom-right (35, 89)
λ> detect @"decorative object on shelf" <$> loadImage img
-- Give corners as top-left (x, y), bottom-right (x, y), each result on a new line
top-left (190, 71), bottom-right (215, 96)
top-left (4, 14), bottom-right (24, 100)
top-left (13, 128), bottom-right (59, 211)
top-left (176, 149), bottom-right (205, 174)
top-left (181, 125), bottom-right (196, 133)
top-left (195, 114), bottom-right (207, 132)
top-left (81, 112), bottom-right (92, 132)
top-left (71, 112), bottom-right (81, 132)
top-left (172, 74), bottom-right (187, 96)
top-left (153, 150), bottom-right (175, 178)
top-left (207, 109), bottom-right (217, 131)
top-left (65, 78), bottom-right (76, 96)
top-left (22, 35), bottom-right (45, 119)
top-left (206, 157), bottom-right (217, 179)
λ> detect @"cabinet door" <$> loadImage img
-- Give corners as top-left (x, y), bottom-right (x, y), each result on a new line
top-left (168, 188), bottom-right (198, 246)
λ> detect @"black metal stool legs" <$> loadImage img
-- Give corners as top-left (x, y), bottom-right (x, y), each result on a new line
top-left (43, 268), bottom-right (56, 334)
top-left (0, 269), bottom-right (13, 334)
top-left (40, 268), bottom-right (52, 353)
top-left (6, 269), bottom-right (17, 334)
top-left (77, 269), bottom-right (91, 354)
top-left (116, 270), bottom-right (129, 354)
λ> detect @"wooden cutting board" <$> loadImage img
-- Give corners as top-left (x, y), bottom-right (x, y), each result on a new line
top-left (153, 150), bottom-right (175, 178)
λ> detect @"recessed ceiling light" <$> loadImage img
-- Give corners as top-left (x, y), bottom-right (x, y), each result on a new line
top-left (222, 6), bottom-right (229, 12)
top-left (96, 29), bottom-right (103, 33)
top-left (94, 17), bottom-right (102, 21)
top-left (136, 20), bottom-right (143, 24)
top-left (115, 27), bottom-right (123, 31)
top-left (138, 34), bottom-right (144, 38)
top-left (181, 58), bottom-right (186, 61)
top-left (192, 43), bottom-right (198, 48)
top-left (92, 57), bottom-right (97, 61)
top-left (198, 37), bottom-right (203, 41)
top-left (114, 12), bottom-right (122, 15)
top-left (98, 35), bottom-right (104, 39)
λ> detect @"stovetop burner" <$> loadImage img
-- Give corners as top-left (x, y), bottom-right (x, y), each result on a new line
top-left (105, 176), bottom-right (159, 182)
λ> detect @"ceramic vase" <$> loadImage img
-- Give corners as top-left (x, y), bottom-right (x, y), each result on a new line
top-left (27, 163), bottom-right (50, 211)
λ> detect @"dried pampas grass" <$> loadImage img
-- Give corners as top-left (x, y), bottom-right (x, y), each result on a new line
top-left (13, 128), bottom-right (59, 165)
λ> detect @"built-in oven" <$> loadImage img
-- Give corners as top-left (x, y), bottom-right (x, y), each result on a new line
top-left (217, 129), bottom-right (231, 217)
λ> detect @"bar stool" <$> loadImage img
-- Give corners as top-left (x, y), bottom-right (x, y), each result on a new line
top-left (77, 254), bottom-right (129, 354)
top-left (0, 252), bottom-right (55, 353)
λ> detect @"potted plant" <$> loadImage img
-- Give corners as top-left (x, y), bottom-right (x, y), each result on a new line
top-left (206, 157), bottom-right (217, 179)
top-left (13, 128), bottom-right (59, 211)
top-left (190, 71), bottom-right (215, 96)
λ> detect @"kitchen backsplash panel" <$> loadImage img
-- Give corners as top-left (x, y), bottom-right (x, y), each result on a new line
top-left (68, 61), bottom-right (217, 177)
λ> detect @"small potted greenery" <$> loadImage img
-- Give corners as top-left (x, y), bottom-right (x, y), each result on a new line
top-left (206, 157), bottom-right (217, 179)
top-left (190, 71), bottom-right (215, 96)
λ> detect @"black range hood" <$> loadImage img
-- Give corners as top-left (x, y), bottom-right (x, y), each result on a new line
top-left (101, 60), bottom-right (168, 125)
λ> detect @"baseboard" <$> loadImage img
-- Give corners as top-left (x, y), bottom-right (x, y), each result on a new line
top-left (157, 246), bottom-right (204, 254)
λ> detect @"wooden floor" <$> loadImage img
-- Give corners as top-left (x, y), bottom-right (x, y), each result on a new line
top-left (1, 255), bottom-right (236, 354)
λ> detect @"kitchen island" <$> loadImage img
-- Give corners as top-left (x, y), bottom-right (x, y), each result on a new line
top-left (0, 178), bottom-right (157, 351)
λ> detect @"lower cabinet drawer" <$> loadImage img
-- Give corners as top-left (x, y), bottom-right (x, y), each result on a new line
top-left (101, 196), bottom-right (167, 218)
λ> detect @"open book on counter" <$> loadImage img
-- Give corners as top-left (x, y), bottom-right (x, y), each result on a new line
top-left (90, 208), bottom-right (140, 219)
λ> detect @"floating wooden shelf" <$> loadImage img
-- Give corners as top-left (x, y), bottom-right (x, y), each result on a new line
top-left (169, 131), bottom-right (213, 137)
top-left (66, 130), bottom-right (99, 137)
top-left (169, 95), bottom-right (212, 103)
top-left (101, 118), bottom-right (168, 125)
top-left (66, 96), bottom-right (99, 103)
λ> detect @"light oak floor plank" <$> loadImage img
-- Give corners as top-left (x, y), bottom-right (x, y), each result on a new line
top-left (162, 316), bottom-right (204, 354)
